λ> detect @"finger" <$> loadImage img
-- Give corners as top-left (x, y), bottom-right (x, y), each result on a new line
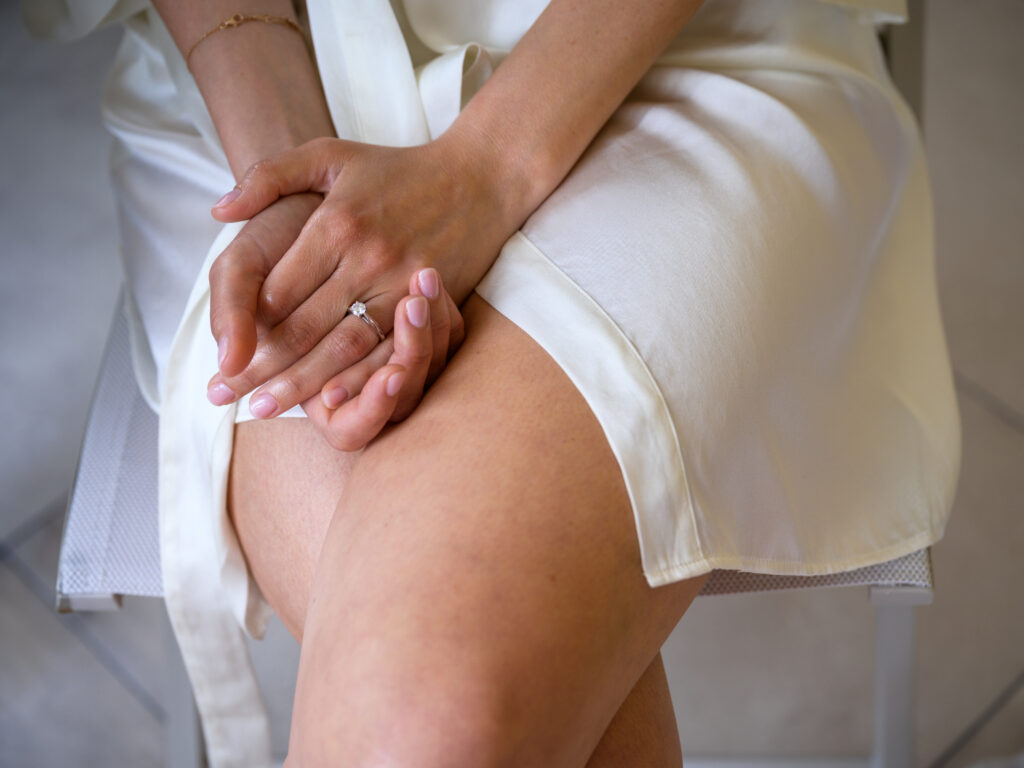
top-left (320, 293), bottom-right (431, 415)
top-left (388, 295), bottom-right (433, 422)
top-left (207, 230), bottom-right (271, 391)
top-left (320, 338), bottom-right (395, 409)
top-left (210, 137), bottom-right (349, 222)
top-left (230, 297), bottom-right (393, 418)
top-left (321, 364), bottom-right (407, 453)
top-left (211, 276), bottom-right (389, 400)
top-left (206, 194), bottom-right (323, 399)
top-left (413, 268), bottom-right (466, 383)
top-left (255, 198), bottom-right (359, 328)
top-left (409, 268), bottom-right (449, 384)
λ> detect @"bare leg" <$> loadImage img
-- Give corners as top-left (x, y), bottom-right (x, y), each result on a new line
top-left (231, 423), bottom-right (688, 768)
top-left (230, 295), bottom-right (704, 767)
top-left (584, 654), bottom-right (683, 768)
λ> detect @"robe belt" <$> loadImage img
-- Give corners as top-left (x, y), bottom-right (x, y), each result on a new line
top-left (161, 2), bottom-right (495, 764)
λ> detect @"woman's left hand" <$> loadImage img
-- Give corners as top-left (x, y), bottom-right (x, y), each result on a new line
top-left (298, 268), bottom-right (465, 452)
top-left (205, 132), bottom-right (526, 418)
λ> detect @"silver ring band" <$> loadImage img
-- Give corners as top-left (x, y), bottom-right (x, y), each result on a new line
top-left (347, 300), bottom-right (386, 343)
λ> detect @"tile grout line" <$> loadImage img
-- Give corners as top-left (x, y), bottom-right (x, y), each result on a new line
top-left (0, 542), bottom-right (165, 724)
top-left (954, 368), bottom-right (1024, 435)
top-left (0, 491), bottom-right (68, 553)
top-left (927, 668), bottom-right (1024, 768)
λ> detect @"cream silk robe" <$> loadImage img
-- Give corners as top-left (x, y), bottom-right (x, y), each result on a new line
top-left (27, 0), bottom-right (960, 764)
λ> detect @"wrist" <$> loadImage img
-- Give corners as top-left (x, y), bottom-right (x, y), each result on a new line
top-left (439, 113), bottom-right (558, 234)
top-left (187, 20), bottom-right (336, 179)
top-left (219, 108), bottom-right (335, 181)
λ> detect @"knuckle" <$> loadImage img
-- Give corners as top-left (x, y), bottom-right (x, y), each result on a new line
top-left (225, 371), bottom-right (258, 397)
top-left (430, 300), bottom-right (450, 328)
top-left (322, 325), bottom-right (375, 364)
top-left (361, 237), bottom-right (393, 270)
top-left (209, 248), bottom-right (239, 285)
top-left (407, 343), bottom-right (432, 367)
top-left (311, 202), bottom-right (355, 244)
top-left (271, 373), bottom-right (302, 404)
top-left (245, 158), bottom-right (275, 184)
top-left (209, 252), bottom-right (227, 282)
top-left (309, 136), bottom-right (335, 155)
top-left (208, 306), bottom-right (231, 336)
top-left (278, 316), bottom-right (322, 354)
top-left (259, 286), bottom-right (288, 318)
top-left (212, 235), bottom-right (260, 277)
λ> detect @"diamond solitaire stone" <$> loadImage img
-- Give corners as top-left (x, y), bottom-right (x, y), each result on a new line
top-left (347, 300), bottom-right (386, 341)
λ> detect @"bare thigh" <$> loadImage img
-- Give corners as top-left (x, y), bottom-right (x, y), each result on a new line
top-left (230, 295), bottom-right (706, 767)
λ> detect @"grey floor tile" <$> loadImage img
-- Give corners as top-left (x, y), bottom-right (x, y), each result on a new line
top-left (664, 585), bottom-right (874, 757)
top-left (926, 0), bottom-right (1024, 416)
top-left (9, 500), bottom-right (66, 585)
top-left (0, 563), bottom-right (161, 768)
top-left (0, 3), bottom-right (124, 540)
top-left (968, 756), bottom-right (1024, 768)
top-left (948, 676), bottom-right (1024, 768)
top-left (13, 506), bottom-right (168, 713)
top-left (916, 393), bottom-right (1024, 766)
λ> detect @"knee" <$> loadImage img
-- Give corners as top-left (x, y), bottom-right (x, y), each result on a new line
top-left (286, 684), bottom-right (527, 768)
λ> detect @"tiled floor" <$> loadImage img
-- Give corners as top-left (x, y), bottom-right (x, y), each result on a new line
top-left (1, 1), bottom-right (1021, 766)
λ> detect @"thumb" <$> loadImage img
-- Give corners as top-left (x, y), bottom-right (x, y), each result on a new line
top-left (211, 137), bottom-right (346, 222)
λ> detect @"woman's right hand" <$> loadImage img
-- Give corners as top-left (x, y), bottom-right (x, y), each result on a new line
top-left (208, 194), bottom-right (465, 451)
top-left (209, 192), bottom-right (324, 379)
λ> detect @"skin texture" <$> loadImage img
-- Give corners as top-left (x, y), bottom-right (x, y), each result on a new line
top-left (231, 297), bottom-right (707, 766)
top-left (196, 0), bottom-right (707, 437)
top-left (150, 0), bottom-right (711, 762)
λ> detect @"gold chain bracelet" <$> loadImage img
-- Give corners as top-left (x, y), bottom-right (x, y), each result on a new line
top-left (186, 13), bottom-right (305, 68)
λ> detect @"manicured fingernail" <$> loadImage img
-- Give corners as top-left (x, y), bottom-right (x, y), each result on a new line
top-left (386, 371), bottom-right (405, 397)
top-left (322, 385), bottom-right (349, 409)
top-left (405, 296), bottom-right (428, 328)
top-left (417, 268), bottom-right (439, 300)
top-left (217, 336), bottom-right (229, 367)
top-left (207, 382), bottom-right (236, 406)
top-left (213, 188), bottom-right (241, 208)
top-left (249, 393), bottom-right (279, 419)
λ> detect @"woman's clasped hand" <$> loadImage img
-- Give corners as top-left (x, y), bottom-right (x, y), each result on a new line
top-left (202, 132), bottom-right (526, 451)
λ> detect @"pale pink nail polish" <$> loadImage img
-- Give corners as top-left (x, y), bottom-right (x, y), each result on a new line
top-left (406, 297), bottom-right (428, 328)
top-left (213, 188), bottom-right (241, 208)
top-left (418, 268), bottom-right (439, 300)
top-left (386, 372), bottom-right (405, 397)
top-left (217, 336), bottom-right (229, 367)
top-left (323, 385), bottom-right (349, 409)
top-left (249, 393), bottom-right (279, 419)
top-left (207, 383), bottom-right (236, 406)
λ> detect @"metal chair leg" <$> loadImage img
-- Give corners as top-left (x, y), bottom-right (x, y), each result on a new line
top-left (870, 586), bottom-right (932, 768)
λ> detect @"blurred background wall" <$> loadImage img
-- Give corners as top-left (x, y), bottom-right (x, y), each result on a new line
top-left (1, 0), bottom-right (1021, 765)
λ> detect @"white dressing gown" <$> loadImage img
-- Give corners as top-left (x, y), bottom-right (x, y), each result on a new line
top-left (28, 0), bottom-right (961, 764)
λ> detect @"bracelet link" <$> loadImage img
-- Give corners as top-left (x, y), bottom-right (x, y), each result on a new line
top-left (186, 13), bottom-right (306, 69)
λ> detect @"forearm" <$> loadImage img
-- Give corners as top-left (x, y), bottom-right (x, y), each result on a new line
top-left (445, 0), bottom-right (704, 224)
top-left (151, 0), bottom-right (335, 179)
